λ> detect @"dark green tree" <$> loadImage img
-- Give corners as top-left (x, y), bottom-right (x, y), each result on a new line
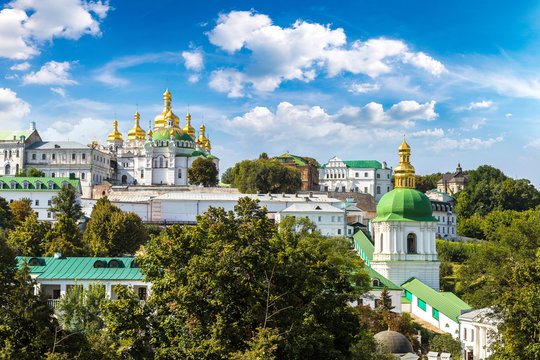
top-left (0, 196), bottom-right (12, 229)
top-left (221, 167), bottom-right (234, 184)
top-left (49, 186), bottom-right (84, 221)
top-left (9, 199), bottom-right (34, 227)
top-left (377, 286), bottom-right (395, 312)
top-left (259, 152), bottom-right (269, 160)
top-left (43, 215), bottom-right (85, 257)
top-left (28, 167), bottom-right (45, 177)
top-left (8, 215), bottom-right (50, 256)
top-left (415, 173), bottom-right (443, 193)
top-left (136, 197), bottom-right (371, 359)
top-left (429, 333), bottom-right (462, 359)
top-left (232, 159), bottom-right (302, 193)
top-left (188, 157), bottom-right (219, 187)
top-left (83, 197), bottom-right (147, 256)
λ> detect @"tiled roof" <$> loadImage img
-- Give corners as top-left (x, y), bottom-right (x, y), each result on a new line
top-left (0, 176), bottom-right (79, 191)
top-left (17, 257), bottom-right (144, 281)
top-left (401, 278), bottom-right (471, 322)
top-left (0, 130), bottom-right (33, 141)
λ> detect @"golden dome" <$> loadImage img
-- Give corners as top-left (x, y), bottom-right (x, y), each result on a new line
top-left (154, 89), bottom-right (179, 128)
top-left (147, 128), bottom-right (153, 137)
top-left (197, 123), bottom-right (211, 149)
top-left (394, 136), bottom-right (415, 188)
top-left (182, 113), bottom-right (196, 138)
top-left (107, 120), bottom-right (123, 142)
top-left (127, 111), bottom-right (146, 140)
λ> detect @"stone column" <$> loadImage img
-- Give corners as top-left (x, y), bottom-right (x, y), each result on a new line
top-left (60, 283), bottom-right (67, 297)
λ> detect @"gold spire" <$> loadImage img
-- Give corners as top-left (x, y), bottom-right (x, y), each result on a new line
top-left (107, 120), bottom-right (123, 142)
top-left (154, 88), bottom-right (179, 128)
top-left (182, 112), bottom-right (196, 138)
top-left (127, 111), bottom-right (146, 140)
top-left (197, 123), bottom-right (210, 149)
top-left (147, 120), bottom-right (153, 137)
top-left (394, 136), bottom-right (415, 188)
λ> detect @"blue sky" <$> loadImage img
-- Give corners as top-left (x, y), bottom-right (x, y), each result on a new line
top-left (1, 0), bottom-right (540, 186)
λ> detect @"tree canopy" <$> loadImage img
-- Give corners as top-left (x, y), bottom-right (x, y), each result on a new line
top-left (221, 167), bottom-right (234, 184)
top-left (9, 199), bottom-right (34, 227)
top-left (49, 186), bottom-right (84, 221)
top-left (232, 159), bottom-right (302, 194)
top-left (188, 157), bottom-right (219, 187)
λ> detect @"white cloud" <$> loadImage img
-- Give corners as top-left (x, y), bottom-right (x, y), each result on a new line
top-left (23, 61), bottom-right (77, 85)
top-left (0, 0), bottom-right (110, 60)
top-left (182, 50), bottom-right (204, 71)
top-left (505, 113), bottom-right (512, 117)
top-left (95, 52), bottom-right (183, 86)
top-left (209, 69), bottom-right (246, 98)
top-left (471, 117), bottom-right (486, 130)
top-left (0, 88), bottom-right (31, 128)
top-left (41, 117), bottom-right (110, 143)
top-left (524, 139), bottom-right (540, 150)
top-left (206, 10), bottom-right (445, 97)
top-left (459, 68), bottom-right (540, 99)
top-left (224, 100), bottom-right (438, 142)
top-left (50, 87), bottom-right (66, 97)
top-left (459, 100), bottom-right (493, 111)
top-left (434, 136), bottom-right (503, 151)
top-left (409, 128), bottom-right (445, 138)
top-left (348, 82), bottom-right (380, 94)
top-left (10, 61), bottom-right (30, 71)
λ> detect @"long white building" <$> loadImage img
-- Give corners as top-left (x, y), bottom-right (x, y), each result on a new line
top-left (319, 157), bottom-right (392, 201)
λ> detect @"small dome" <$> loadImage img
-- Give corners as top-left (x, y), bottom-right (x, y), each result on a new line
top-left (373, 188), bottom-right (437, 222)
top-left (191, 150), bottom-right (205, 157)
top-left (374, 330), bottom-right (414, 355)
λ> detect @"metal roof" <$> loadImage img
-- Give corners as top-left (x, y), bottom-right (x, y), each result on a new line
top-left (17, 257), bottom-right (144, 281)
top-left (401, 278), bottom-right (471, 322)
top-left (153, 192), bottom-right (340, 203)
top-left (0, 176), bottom-right (80, 192)
top-left (26, 141), bottom-right (90, 150)
top-left (321, 160), bottom-right (384, 169)
top-left (280, 202), bottom-right (344, 213)
top-left (365, 266), bottom-right (401, 291)
top-left (0, 129), bottom-right (33, 141)
top-left (353, 230), bottom-right (374, 261)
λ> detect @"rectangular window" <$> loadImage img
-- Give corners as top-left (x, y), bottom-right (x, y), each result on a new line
top-left (376, 186), bottom-right (381, 194)
top-left (72, 153), bottom-right (75, 160)
top-left (405, 290), bottom-right (412, 301)
top-left (81, 172), bottom-right (85, 180)
top-left (51, 173), bottom-right (55, 178)
top-left (318, 216), bottom-right (321, 222)
top-left (355, 172), bottom-right (359, 177)
top-left (48, 200), bottom-right (51, 206)
top-left (417, 298), bottom-right (426, 311)
top-left (464, 328), bottom-right (467, 341)
top-left (35, 200), bottom-right (39, 206)
top-left (42, 154), bottom-right (46, 160)
top-left (331, 216), bottom-right (335, 222)
top-left (364, 187), bottom-right (368, 193)
top-left (337, 229), bottom-right (341, 235)
top-left (432, 308), bottom-right (439, 320)
top-left (32, 153), bottom-right (36, 160)
top-left (52, 153), bottom-right (56, 160)
top-left (47, 212), bottom-right (51, 218)
top-left (82, 153), bottom-right (85, 160)
top-left (364, 172), bottom-right (368, 177)
top-left (377, 173), bottom-right (380, 178)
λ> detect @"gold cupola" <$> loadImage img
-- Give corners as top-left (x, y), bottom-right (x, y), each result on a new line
top-left (127, 111), bottom-right (146, 140)
top-left (197, 123), bottom-right (210, 149)
top-left (182, 112), bottom-right (196, 138)
top-left (154, 89), bottom-right (179, 128)
top-left (394, 136), bottom-right (415, 188)
top-left (107, 120), bottom-right (123, 142)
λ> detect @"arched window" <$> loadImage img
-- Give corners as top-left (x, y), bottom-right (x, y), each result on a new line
top-left (407, 233), bottom-right (417, 254)
top-left (159, 157), bottom-right (164, 168)
top-left (165, 160), bottom-right (168, 168)
top-left (15, 164), bottom-right (19, 174)
top-left (4, 164), bottom-right (10, 175)
top-left (178, 169), bottom-right (182, 178)
top-left (121, 175), bottom-right (127, 184)
top-left (372, 278), bottom-right (380, 287)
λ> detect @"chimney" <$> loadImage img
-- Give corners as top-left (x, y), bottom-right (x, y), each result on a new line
top-left (30, 121), bottom-right (36, 131)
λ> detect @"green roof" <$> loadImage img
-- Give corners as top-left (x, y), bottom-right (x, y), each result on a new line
top-left (321, 160), bottom-right (384, 169)
top-left (353, 230), bottom-right (374, 264)
top-left (373, 188), bottom-right (438, 223)
top-left (401, 278), bottom-right (471, 322)
top-left (17, 257), bottom-right (144, 281)
top-left (0, 176), bottom-right (79, 191)
top-left (401, 295), bottom-right (412, 304)
top-left (276, 153), bottom-right (308, 166)
top-left (0, 130), bottom-right (33, 141)
top-left (365, 266), bottom-right (401, 291)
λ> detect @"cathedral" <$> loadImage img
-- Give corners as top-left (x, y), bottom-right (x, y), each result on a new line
top-left (107, 89), bottom-right (219, 186)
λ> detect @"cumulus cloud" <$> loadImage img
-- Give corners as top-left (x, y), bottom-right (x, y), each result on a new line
top-left (524, 139), bottom-right (540, 150)
top-left (459, 100), bottom-right (492, 111)
top-left (41, 117), bottom-right (111, 143)
top-left (206, 10), bottom-right (445, 97)
top-left (224, 100), bottom-right (438, 143)
top-left (50, 87), bottom-right (66, 97)
top-left (10, 61), bottom-right (30, 71)
top-left (433, 136), bottom-right (503, 151)
top-left (0, 88), bottom-right (31, 128)
top-left (182, 50), bottom-right (204, 71)
top-left (23, 61), bottom-right (77, 85)
top-left (348, 82), bottom-right (380, 94)
top-left (0, 0), bottom-right (110, 60)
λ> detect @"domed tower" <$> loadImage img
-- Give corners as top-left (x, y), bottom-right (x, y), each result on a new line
top-left (196, 123), bottom-right (211, 152)
top-left (182, 112), bottom-right (196, 139)
top-left (127, 111), bottom-right (146, 143)
top-left (154, 89), bottom-right (180, 128)
top-left (107, 120), bottom-right (124, 150)
top-left (370, 138), bottom-right (440, 290)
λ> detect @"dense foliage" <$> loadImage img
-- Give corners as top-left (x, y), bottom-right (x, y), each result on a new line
top-left (188, 157), bottom-right (219, 187)
top-left (414, 173), bottom-right (443, 193)
top-left (49, 186), bottom-right (84, 221)
top-left (232, 159), bottom-right (302, 193)
top-left (221, 167), bottom-right (234, 184)
top-left (428, 333), bottom-right (462, 358)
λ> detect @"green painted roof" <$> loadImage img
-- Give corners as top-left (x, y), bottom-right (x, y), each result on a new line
top-left (0, 130), bottom-right (33, 141)
top-left (321, 160), bottom-right (384, 169)
top-left (276, 153), bottom-right (308, 166)
top-left (206, 154), bottom-right (219, 159)
top-left (152, 127), bottom-right (193, 143)
top-left (401, 295), bottom-right (412, 304)
top-left (0, 176), bottom-right (79, 191)
top-left (17, 257), bottom-right (144, 281)
top-left (373, 188), bottom-right (438, 223)
top-left (353, 230), bottom-right (374, 263)
top-left (401, 278), bottom-right (471, 322)
top-left (365, 266), bottom-right (401, 291)
top-left (191, 150), bottom-right (205, 157)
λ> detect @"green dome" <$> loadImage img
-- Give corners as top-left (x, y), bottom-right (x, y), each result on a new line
top-left (152, 128), bottom-right (193, 142)
top-left (373, 188), bottom-right (437, 222)
top-left (152, 128), bottom-right (171, 141)
top-left (191, 150), bottom-right (205, 157)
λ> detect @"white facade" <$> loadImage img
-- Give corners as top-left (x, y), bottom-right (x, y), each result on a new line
top-left (407, 291), bottom-right (460, 338)
top-left (459, 308), bottom-right (498, 360)
top-left (25, 141), bottom-right (112, 198)
top-left (371, 220), bottom-right (440, 290)
top-left (426, 191), bottom-right (457, 240)
top-left (275, 202), bottom-right (350, 237)
top-left (319, 157), bottom-right (393, 201)
top-left (357, 289), bottom-right (403, 313)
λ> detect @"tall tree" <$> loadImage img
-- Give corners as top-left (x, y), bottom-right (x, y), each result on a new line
top-left (43, 215), bottom-right (85, 257)
top-left (188, 157), bottom-right (219, 187)
top-left (8, 215), bottom-right (50, 256)
top-left (83, 197), bottom-right (147, 256)
top-left (136, 197), bottom-right (371, 359)
top-left (232, 159), bottom-right (302, 194)
top-left (221, 167), bottom-right (234, 184)
top-left (429, 333), bottom-right (462, 359)
top-left (49, 186), bottom-right (84, 221)
top-left (377, 286), bottom-right (394, 312)
top-left (9, 199), bottom-right (34, 227)
top-left (0, 196), bottom-right (12, 229)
